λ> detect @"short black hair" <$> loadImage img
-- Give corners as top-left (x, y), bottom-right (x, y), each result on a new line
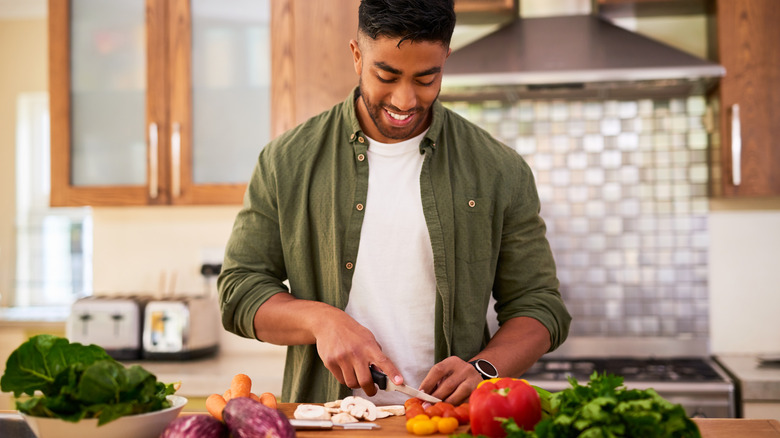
top-left (358, 0), bottom-right (456, 47)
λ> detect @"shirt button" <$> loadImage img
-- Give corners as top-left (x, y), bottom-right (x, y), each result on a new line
top-left (358, 137), bottom-right (365, 143)
top-left (356, 203), bottom-right (364, 211)
top-left (357, 153), bottom-right (365, 161)
top-left (346, 262), bottom-right (354, 270)
top-left (350, 133), bottom-right (356, 140)
top-left (468, 199), bottom-right (476, 208)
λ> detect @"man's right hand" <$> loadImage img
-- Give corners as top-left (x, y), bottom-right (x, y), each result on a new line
top-left (253, 292), bottom-right (404, 396)
top-left (312, 310), bottom-right (405, 396)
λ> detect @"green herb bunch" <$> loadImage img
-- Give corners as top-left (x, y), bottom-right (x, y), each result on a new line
top-left (1, 334), bottom-right (177, 425)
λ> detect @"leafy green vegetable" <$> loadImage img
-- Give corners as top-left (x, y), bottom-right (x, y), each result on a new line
top-left (453, 372), bottom-right (701, 438)
top-left (1, 334), bottom-right (177, 425)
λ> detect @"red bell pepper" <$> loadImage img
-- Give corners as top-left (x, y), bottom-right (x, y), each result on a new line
top-left (468, 378), bottom-right (541, 438)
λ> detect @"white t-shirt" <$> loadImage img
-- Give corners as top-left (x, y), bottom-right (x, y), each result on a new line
top-left (344, 130), bottom-right (437, 405)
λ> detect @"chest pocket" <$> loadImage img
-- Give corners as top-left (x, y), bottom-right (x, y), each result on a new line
top-left (454, 196), bottom-right (494, 263)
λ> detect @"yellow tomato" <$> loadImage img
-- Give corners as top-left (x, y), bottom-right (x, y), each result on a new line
top-left (437, 416), bottom-right (460, 434)
top-left (406, 414), bottom-right (430, 434)
top-left (412, 419), bottom-right (438, 435)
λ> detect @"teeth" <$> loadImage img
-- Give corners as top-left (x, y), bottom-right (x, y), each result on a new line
top-left (387, 111), bottom-right (410, 121)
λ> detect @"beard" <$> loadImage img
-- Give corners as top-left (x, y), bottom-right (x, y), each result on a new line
top-left (358, 78), bottom-right (435, 141)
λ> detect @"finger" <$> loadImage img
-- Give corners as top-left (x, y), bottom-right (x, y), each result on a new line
top-left (373, 356), bottom-right (404, 387)
top-left (418, 357), bottom-right (460, 394)
top-left (322, 361), bottom-right (349, 387)
top-left (356, 364), bottom-right (378, 396)
top-left (341, 364), bottom-right (361, 389)
top-left (443, 376), bottom-right (480, 405)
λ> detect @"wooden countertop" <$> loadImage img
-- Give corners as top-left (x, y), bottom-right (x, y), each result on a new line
top-left (275, 404), bottom-right (779, 438)
top-left (2, 405), bottom-right (778, 437)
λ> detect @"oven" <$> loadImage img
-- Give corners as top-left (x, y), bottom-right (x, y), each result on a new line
top-left (522, 338), bottom-right (737, 418)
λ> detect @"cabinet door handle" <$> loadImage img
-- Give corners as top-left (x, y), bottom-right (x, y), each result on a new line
top-left (171, 122), bottom-right (181, 198)
top-left (731, 103), bottom-right (741, 186)
top-left (149, 122), bottom-right (159, 199)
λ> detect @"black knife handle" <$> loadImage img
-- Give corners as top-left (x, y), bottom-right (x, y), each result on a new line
top-left (369, 366), bottom-right (388, 390)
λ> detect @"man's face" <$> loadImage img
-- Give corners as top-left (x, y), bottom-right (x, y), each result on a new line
top-left (350, 34), bottom-right (451, 143)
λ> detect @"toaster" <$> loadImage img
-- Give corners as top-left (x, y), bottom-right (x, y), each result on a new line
top-left (67, 296), bottom-right (147, 360)
top-left (142, 296), bottom-right (220, 360)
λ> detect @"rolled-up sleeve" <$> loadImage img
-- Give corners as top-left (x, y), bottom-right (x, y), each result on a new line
top-left (218, 149), bottom-right (290, 340)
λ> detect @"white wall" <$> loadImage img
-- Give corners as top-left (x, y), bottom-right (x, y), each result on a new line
top-left (90, 205), bottom-right (282, 354)
top-left (91, 206), bottom-right (238, 296)
top-left (709, 209), bottom-right (780, 354)
top-left (0, 18), bottom-right (47, 305)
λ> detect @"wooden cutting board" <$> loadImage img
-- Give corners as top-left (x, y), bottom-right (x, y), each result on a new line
top-left (279, 403), bottom-right (458, 437)
top-left (278, 404), bottom-right (780, 438)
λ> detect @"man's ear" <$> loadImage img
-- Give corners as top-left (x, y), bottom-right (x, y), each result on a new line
top-left (349, 39), bottom-right (362, 76)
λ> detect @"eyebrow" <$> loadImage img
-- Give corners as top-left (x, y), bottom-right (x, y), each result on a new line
top-left (374, 62), bottom-right (441, 77)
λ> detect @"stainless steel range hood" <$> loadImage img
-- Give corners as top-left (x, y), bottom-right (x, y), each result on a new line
top-left (441, 15), bottom-right (725, 100)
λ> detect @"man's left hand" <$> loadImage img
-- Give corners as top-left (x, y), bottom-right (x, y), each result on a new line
top-left (417, 356), bottom-right (483, 405)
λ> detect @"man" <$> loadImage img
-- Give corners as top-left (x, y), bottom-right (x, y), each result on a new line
top-left (218, 0), bottom-right (571, 405)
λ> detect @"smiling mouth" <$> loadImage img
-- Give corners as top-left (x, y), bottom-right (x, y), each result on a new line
top-left (385, 108), bottom-right (415, 125)
top-left (387, 110), bottom-right (410, 121)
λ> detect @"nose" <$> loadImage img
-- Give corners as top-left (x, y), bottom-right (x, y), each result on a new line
top-left (389, 81), bottom-right (417, 112)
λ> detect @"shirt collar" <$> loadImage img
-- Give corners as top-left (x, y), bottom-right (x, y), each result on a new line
top-left (345, 86), bottom-right (443, 154)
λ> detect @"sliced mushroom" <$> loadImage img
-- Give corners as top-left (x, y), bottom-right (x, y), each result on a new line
top-left (339, 396), bottom-right (378, 421)
top-left (330, 412), bottom-right (360, 424)
top-left (377, 405), bottom-right (405, 417)
top-left (293, 404), bottom-right (332, 421)
top-left (324, 399), bottom-right (342, 409)
top-left (376, 410), bottom-right (392, 419)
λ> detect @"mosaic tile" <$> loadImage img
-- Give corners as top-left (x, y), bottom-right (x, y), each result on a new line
top-left (442, 94), bottom-right (711, 337)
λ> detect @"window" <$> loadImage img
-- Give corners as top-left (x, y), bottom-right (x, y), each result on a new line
top-left (13, 92), bottom-right (92, 307)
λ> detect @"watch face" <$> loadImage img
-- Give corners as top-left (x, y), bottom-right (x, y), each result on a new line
top-left (474, 359), bottom-right (498, 378)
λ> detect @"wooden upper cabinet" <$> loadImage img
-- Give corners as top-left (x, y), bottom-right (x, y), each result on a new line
top-left (454, 0), bottom-right (517, 24)
top-left (713, 0), bottom-right (780, 197)
top-left (270, 0), bottom-right (360, 137)
top-left (49, 0), bottom-right (271, 206)
top-left (596, 0), bottom-right (710, 17)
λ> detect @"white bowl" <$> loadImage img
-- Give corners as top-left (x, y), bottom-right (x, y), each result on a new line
top-left (21, 395), bottom-right (187, 438)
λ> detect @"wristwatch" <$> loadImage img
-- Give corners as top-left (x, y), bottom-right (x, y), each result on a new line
top-left (469, 359), bottom-right (499, 380)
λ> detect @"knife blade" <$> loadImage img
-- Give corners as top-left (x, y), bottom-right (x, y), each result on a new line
top-left (370, 366), bottom-right (441, 403)
top-left (289, 419), bottom-right (382, 430)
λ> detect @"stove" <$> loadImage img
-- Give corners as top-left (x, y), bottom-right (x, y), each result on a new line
top-left (522, 357), bottom-right (736, 418)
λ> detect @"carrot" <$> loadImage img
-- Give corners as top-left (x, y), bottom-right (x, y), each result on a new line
top-left (230, 373), bottom-right (252, 398)
top-left (259, 392), bottom-right (277, 409)
top-left (206, 393), bottom-right (227, 421)
top-left (223, 389), bottom-right (232, 401)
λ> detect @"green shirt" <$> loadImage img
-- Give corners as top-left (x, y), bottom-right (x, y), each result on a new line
top-left (218, 88), bottom-right (571, 403)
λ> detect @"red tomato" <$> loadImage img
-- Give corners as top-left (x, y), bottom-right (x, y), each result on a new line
top-left (435, 402), bottom-right (456, 418)
top-left (424, 404), bottom-right (443, 418)
top-left (442, 408), bottom-right (458, 419)
top-left (405, 404), bottom-right (425, 420)
top-left (468, 378), bottom-right (541, 438)
top-left (453, 404), bottom-right (470, 425)
top-left (404, 397), bottom-right (423, 410)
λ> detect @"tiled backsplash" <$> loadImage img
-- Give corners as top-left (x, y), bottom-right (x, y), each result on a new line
top-left (444, 96), bottom-right (710, 338)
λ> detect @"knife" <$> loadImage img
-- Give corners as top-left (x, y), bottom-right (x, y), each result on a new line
top-left (370, 366), bottom-right (442, 403)
top-left (289, 419), bottom-right (381, 430)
